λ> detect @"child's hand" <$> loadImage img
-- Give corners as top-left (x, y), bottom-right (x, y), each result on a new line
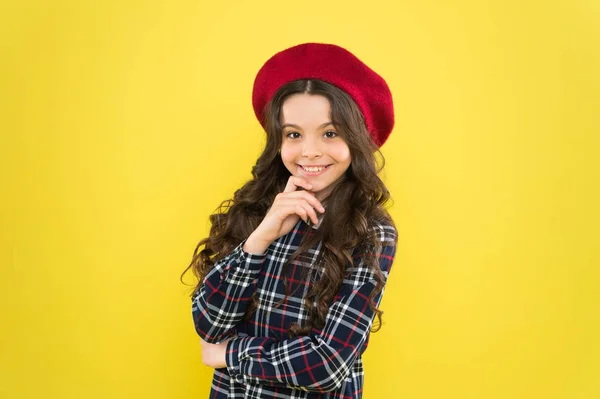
top-left (200, 337), bottom-right (231, 369)
top-left (243, 176), bottom-right (325, 254)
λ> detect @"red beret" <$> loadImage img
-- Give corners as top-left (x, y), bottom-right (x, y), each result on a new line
top-left (252, 43), bottom-right (395, 147)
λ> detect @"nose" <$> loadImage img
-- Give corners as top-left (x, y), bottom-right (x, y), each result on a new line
top-left (302, 136), bottom-right (322, 158)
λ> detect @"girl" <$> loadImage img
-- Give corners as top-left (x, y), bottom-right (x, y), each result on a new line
top-left (183, 43), bottom-right (397, 398)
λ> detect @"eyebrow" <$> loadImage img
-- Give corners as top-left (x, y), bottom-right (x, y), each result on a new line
top-left (281, 122), bottom-right (334, 130)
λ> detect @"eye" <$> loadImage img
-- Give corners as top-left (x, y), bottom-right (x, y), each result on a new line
top-left (286, 131), bottom-right (301, 139)
top-left (324, 130), bottom-right (338, 138)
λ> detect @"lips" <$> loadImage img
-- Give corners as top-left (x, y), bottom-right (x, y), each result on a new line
top-left (298, 164), bottom-right (331, 176)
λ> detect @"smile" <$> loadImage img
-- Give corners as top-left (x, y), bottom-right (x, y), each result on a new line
top-left (298, 164), bottom-right (331, 175)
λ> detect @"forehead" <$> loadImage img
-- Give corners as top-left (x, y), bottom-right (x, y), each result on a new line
top-left (281, 94), bottom-right (331, 125)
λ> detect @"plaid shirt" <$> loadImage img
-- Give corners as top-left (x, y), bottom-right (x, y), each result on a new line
top-left (192, 218), bottom-right (397, 398)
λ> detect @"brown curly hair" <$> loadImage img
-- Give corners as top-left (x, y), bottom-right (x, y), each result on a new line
top-left (181, 79), bottom-right (396, 337)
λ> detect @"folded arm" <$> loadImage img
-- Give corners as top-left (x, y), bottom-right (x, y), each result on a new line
top-left (192, 240), bottom-right (266, 343)
top-left (225, 223), bottom-right (397, 392)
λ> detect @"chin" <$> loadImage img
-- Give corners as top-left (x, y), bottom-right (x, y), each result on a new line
top-left (313, 184), bottom-right (334, 197)
top-left (310, 182), bottom-right (327, 191)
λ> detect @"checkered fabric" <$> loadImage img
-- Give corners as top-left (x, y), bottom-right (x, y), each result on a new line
top-left (192, 218), bottom-right (397, 398)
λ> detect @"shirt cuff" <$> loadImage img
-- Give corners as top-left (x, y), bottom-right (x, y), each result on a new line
top-left (220, 239), bottom-right (268, 281)
top-left (226, 336), bottom-right (256, 384)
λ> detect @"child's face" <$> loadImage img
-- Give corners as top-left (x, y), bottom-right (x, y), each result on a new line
top-left (280, 93), bottom-right (351, 201)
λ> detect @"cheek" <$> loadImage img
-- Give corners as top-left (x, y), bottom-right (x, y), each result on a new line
top-left (280, 146), bottom-right (296, 163)
top-left (333, 145), bottom-right (351, 164)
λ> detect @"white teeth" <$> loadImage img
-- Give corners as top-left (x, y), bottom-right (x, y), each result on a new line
top-left (302, 166), bottom-right (326, 172)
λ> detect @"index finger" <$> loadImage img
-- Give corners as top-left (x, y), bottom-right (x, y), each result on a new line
top-left (283, 176), bottom-right (313, 193)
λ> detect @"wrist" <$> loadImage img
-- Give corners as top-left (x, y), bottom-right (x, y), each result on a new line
top-left (243, 232), bottom-right (271, 255)
top-left (200, 338), bottom-right (230, 369)
top-left (215, 343), bottom-right (228, 369)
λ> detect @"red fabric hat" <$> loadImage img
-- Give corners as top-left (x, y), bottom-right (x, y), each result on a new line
top-left (252, 43), bottom-right (395, 147)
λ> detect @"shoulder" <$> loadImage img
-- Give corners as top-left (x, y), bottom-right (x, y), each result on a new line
top-left (367, 218), bottom-right (398, 246)
top-left (350, 217), bottom-right (397, 265)
top-left (344, 219), bottom-right (397, 286)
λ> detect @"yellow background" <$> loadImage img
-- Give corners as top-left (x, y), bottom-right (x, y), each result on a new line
top-left (2, 0), bottom-right (599, 398)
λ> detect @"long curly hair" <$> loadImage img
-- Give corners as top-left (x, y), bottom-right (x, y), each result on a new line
top-left (181, 79), bottom-right (396, 337)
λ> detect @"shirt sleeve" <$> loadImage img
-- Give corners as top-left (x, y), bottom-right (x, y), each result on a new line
top-left (225, 222), bottom-right (397, 393)
top-left (192, 239), bottom-right (267, 343)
